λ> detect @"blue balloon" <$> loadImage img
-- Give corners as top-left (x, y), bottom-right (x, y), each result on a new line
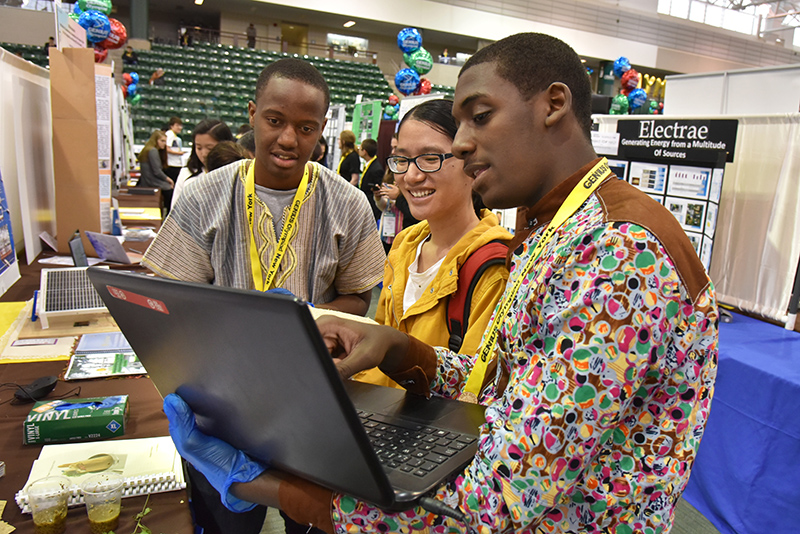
top-left (613, 56), bottom-right (631, 78)
top-left (394, 68), bottom-right (420, 96)
top-left (129, 71), bottom-right (139, 84)
top-left (79, 10), bottom-right (111, 43)
top-left (73, 2), bottom-right (82, 15)
top-left (127, 82), bottom-right (137, 97)
top-left (628, 88), bottom-right (647, 110)
top-left (397, 27), bottom-right (422, 54)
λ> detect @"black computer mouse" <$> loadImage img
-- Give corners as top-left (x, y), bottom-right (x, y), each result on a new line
top-left (14, 375), bottom-right (58, 403)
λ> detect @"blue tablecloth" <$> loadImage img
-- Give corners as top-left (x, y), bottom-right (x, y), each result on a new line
top-left (683, 312), bottom-right (800, 534)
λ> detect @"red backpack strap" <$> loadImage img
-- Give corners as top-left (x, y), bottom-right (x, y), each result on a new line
top-left (447, 240), bottom-right (509, 352)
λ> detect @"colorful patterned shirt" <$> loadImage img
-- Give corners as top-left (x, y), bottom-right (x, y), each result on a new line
top-left (328, 159), bottom-right (719, 533)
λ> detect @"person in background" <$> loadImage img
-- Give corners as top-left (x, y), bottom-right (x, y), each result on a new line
top-left (246, 23), bottom-right (256, 48)
top-left (206, 141), bottom-right (250, 172)
top-left (236, 124), bottom-right (253, 140)
top-left (236, 130), bottom-right (255, 158)
top-left (43, 36), bottom-right (55, 55)
top-left (171, 119), bottom-right (234, 208)
top-left (375, 133), bottom-right (418, 234)
top-left (144, 58), bottom-right (384, 534)
top-left (164, 32), bottom-right (719, 534)
top-left (314, 136), bottom-right (329, 168)
top-left (356, 138), bottom-right (383, 220)
top-left (137, 130), bottom-right (174, 209)
top-left (356, 99), bottom-right (511, 389)
top-left (149, 67), bottom-right (166, 86)
top-left (122, 45), bottom-right (139, 65)
top-left (164, 116), bottom-right (185, 182)
top-left (336, 130), bottom-right (360, 185)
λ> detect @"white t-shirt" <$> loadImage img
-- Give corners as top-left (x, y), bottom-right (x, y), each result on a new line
top-left (165, 129), bottom-right (183, 168)
top-left (403, 235), bottom-right (444, 316)
top-left (171, 168), bottom-right (204, 208)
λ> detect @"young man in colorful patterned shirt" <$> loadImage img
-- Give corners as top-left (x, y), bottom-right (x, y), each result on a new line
top-left (163, 33), bottom-right (719, 533)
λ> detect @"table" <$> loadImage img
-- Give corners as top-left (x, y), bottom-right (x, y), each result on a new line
top-left (0, 247), bottom-right (192, 533)
top-left (0, 360), bottom-right (194, 533)
top-left (683, 312), bottom-right (800, 534)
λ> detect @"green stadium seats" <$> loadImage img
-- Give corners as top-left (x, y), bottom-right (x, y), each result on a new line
top-left (125, 42), bottom-right (392, 143)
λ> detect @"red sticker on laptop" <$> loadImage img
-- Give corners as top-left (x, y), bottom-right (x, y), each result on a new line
top-left (105, 285), bottom-right (169, 315)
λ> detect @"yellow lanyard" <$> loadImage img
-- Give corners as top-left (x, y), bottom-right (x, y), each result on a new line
top-left (459, 158), bottom-right (613, 402)
top-left (337, 152), bottom-right (349, 175)
top-left (359, 157), bottom-right (376, 188)
top-left (244, 160), bottom-right (310, 292)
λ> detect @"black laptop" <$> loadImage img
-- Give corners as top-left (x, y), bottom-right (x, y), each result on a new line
top-left (86, 268), bottom-right (485, 510)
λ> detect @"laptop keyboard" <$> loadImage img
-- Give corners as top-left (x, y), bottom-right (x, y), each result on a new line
top-left (357, 410), bottom-right (477, 478)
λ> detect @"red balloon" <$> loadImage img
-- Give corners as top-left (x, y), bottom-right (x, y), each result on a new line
top-left (621, 68), bottom-right (639, 90)
top-left (94, 45), bottom-right (108, 63)
top-left (419, 78), bottom-right (431, 95)
top-left (388, 94), bottom-right (399, 105)
top-left (122, 72), bottom-right (132, 85)
top-left (100, 18), bottom-right (127, 50)
top-left (620, 87), bottom-right (631, 96)
top-left (121, 84), bottom-right (128, 98)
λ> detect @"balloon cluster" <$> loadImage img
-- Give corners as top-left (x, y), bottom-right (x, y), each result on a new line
top-left (609, 56), bottom-right (650, 113)
top-left (71, 0), bottom-right (127, 63)
top-left (385, 28), bottom-right (434, 120)
top-left (121, 71), bottom-right (141, 105)
top-left (383, 94), bottom-right (400, 121)
top-left (394, 28), bottom-right (432, 97)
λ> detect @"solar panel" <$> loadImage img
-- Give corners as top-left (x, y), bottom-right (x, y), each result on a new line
top-left (38, 267), bottom-right (107, 329)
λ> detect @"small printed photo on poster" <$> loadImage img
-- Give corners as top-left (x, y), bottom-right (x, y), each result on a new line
top-left (606, 159), bottom-right (628, 181)
top-left (629, 162), bottom-right (667, 194)
top-left (685, 231), bottom-right (703, 255)
top-left (666, 197), bottom-right (706, 232)
top-left (709, 168), bottom-right (724, 203)
top-left (700, 236), bottom-right (713, 270)
top-left (667, 165), bottom-right (711, 200)
top-left (705, 203), bottom-right (718, 237)
top-left (648, 194), bottom-right (664, 205)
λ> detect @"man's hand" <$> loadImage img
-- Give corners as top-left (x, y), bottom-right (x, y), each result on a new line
top-left (163, 394), bottom-right (267, 512)
top-left (316, 315), bottom-right (409, 381)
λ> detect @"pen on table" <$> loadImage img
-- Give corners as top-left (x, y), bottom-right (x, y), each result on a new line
top-left (128, 248), bottom-right (143, 254)
top-left (31, 290), bottom-right (39, 322)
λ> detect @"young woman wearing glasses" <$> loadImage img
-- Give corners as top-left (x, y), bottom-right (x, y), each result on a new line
top-left (357, 99), bottom-right (512, 388)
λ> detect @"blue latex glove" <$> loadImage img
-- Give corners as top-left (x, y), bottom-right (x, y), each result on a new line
top-left (265, 287), bottom-right (314, 307)
top-left (163, 394), bottom-right (267, 512)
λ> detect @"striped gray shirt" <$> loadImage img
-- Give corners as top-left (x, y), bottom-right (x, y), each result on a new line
top-left (142, 160), bottom-right (385, 305)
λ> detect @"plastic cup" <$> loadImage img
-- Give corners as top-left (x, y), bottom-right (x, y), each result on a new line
top-left (81, 473), bottom-right (123, 534)
top-left (27, 476), bottom-right (70, 534)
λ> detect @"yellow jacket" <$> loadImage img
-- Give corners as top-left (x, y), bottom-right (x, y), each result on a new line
top-left (356, 210), bottom-right (512, 388)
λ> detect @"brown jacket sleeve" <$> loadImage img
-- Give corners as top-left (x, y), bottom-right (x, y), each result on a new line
top-left (279, 474), bottom-right (336, 534)
top-left (381, 335), bottom-right (437, 397)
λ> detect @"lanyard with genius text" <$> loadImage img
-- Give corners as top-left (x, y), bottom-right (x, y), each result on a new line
top-left (359, 157), bottom-right (376, 188)
top-left (458, 158), bottom-right (613, 403)
top-left (243, 160), bottom-right (310, 292)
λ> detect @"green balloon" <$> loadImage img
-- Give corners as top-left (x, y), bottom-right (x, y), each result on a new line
top-left (403, 47), bottom-right (433, 75)
top-left (384, 104), bottom-right (395, 115)
top-left (609, 93), bottom-right (629, 115)
top-left (131, 93), bottom-right (142, 105)
top-left (79, 0), bottom-right (112, 15)
top-left (68, 12), bottom-right (80, 22)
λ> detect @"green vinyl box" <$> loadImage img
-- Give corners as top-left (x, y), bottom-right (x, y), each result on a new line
top-left (23, 395), bottom-right (129, 445)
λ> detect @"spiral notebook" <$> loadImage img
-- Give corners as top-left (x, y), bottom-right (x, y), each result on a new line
top-left (15, 436), bottom-right (185, 513)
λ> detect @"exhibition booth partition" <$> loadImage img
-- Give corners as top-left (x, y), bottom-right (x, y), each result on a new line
top-left (593, 113), bottom-right (800, 534)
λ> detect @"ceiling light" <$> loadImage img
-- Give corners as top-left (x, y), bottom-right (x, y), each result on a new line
top-left (343, 21), bottom-right (356, 28)
top-left (194, 0), bottom-right (203, 5)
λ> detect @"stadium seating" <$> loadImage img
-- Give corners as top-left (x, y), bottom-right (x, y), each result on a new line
top-left (125, 42), bottom-right (399, 144)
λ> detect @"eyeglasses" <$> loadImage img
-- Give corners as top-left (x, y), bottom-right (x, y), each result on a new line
top-left (386, 153), bottom-right (454, 174)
